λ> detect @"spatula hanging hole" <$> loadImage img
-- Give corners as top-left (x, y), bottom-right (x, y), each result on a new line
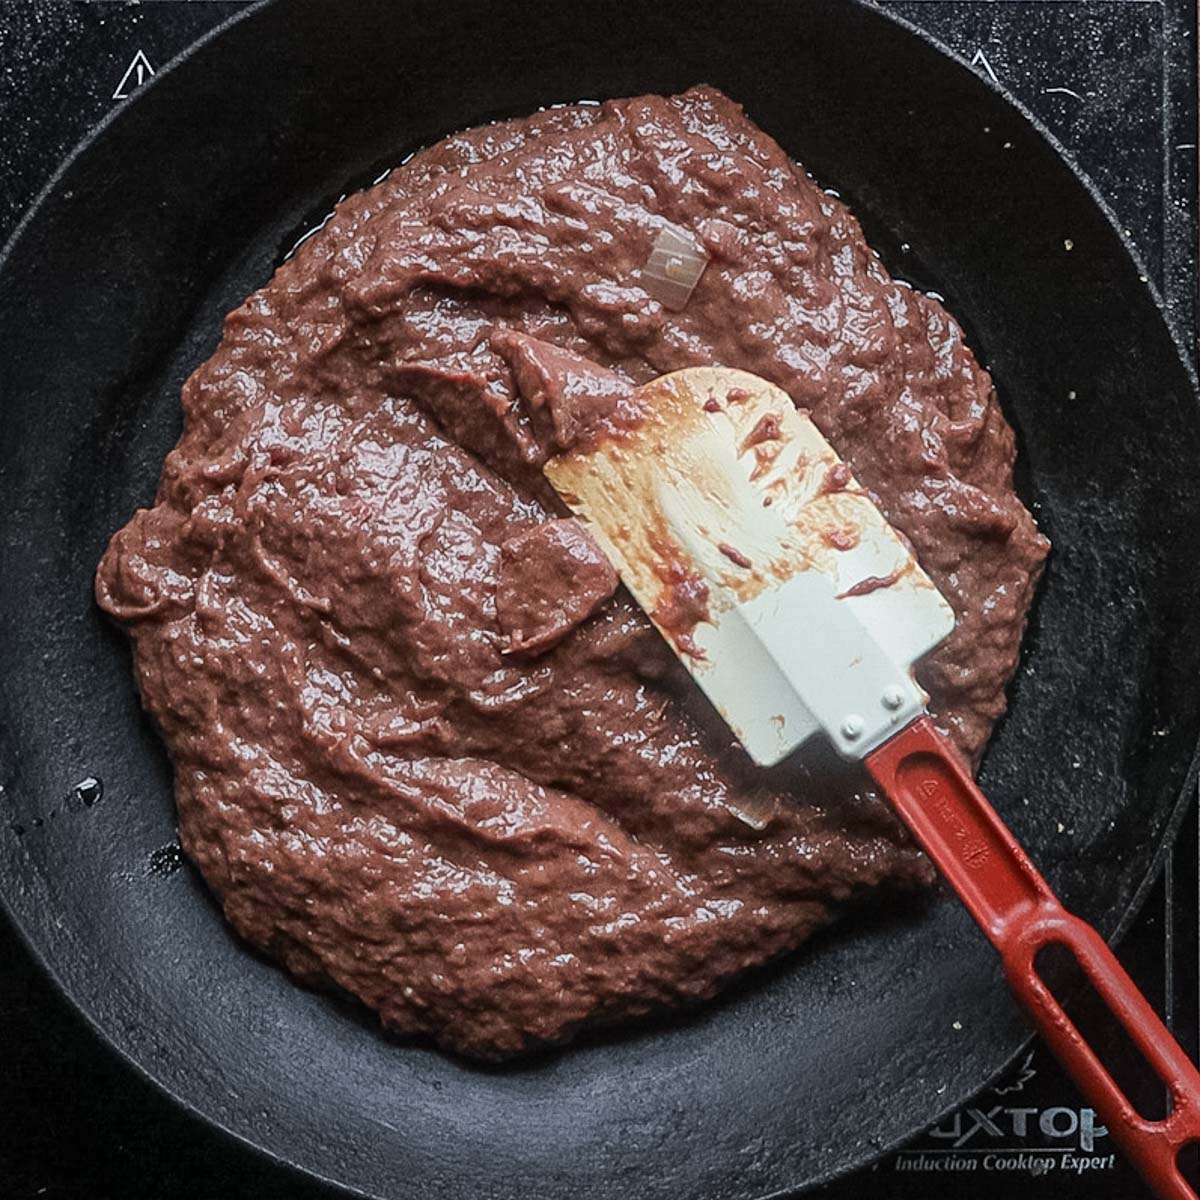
top-left (1034, 942), bottom-right (1173, 1121)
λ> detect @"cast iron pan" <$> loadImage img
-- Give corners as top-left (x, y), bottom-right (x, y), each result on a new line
top-left (1, 1), bottom-right (1198, 1196)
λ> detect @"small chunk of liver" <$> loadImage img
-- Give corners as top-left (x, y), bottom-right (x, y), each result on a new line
top-left (496, 519), bottom-right (619, 655)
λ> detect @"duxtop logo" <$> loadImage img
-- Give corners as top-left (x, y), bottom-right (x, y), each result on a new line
top-left (893, 1102), bottom-right (1116, 1176)
top-left (928, 1104), bottom-right (1108, 1152)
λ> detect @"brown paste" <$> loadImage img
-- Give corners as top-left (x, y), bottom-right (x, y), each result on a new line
top-left (95, 87), bottom-right (1048, 1058)
top-left (496, 519), bottom-right (618, 656)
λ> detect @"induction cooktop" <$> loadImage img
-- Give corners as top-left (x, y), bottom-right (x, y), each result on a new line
top-left (0, 3), bottom-right (1195, 1198)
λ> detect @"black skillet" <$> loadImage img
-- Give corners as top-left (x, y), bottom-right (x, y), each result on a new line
top-left (1, 1), bottom-right (1198, 1197)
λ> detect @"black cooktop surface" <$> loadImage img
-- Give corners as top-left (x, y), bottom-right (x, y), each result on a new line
top-left (0, 3), bottom-right (1195, 1198)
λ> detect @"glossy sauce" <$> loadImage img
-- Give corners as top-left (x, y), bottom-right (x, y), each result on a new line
top-left (96, 88), bottom-right (1047, 1058)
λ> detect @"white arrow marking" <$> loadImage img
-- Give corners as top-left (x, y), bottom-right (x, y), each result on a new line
top-left (113, 49), bottom-right (155, 101)
top-left (970, 47), bottom-right (1000, 85)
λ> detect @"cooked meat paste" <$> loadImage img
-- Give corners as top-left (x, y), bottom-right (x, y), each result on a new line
top-left (496, 518), bottom-right (618, 656)
top-left (96, 87), bottom-right (1048, 1058)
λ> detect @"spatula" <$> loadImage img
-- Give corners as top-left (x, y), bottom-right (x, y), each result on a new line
top-left (545, 366), bottom-right (1200, 1200)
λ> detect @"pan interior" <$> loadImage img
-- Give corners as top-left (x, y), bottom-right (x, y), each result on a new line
top-left (0, 2), bottom-right (1197, 1197)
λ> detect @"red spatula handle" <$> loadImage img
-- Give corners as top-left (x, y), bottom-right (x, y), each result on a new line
top-left (867, 717), bottom-right (1200, 1200)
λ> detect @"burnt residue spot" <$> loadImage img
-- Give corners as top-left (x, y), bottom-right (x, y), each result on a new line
top-left (703, 397), bottom-right (722, 413)
top-left (818, 462), bottom-right (854, 495)
top-left (837, 567), bottom-right (903, 599)
top-left (147, 842), bottom-right (185, 878)
top-left (740, 413), bottom-right (782, 453)
top-left (717, 542), bottom-right (752, 569)
top-left (823, 528), bottom-right (859, 551)
top-left (74, 776), bottom-right (104, 807)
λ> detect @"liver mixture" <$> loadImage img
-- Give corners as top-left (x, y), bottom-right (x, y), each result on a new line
top-left (96, 87), bottom-right (1048, 1058)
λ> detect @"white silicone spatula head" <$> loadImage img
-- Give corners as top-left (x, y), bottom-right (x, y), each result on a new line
top-left (544, 367), bottom-right (955, 764)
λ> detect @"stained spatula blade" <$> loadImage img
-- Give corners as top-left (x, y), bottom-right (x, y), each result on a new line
top-left (544, 367), bottom-right (955, 764)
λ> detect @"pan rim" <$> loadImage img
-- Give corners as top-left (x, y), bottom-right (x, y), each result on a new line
top-left (0, 1), bottom-right (1196, 1197)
